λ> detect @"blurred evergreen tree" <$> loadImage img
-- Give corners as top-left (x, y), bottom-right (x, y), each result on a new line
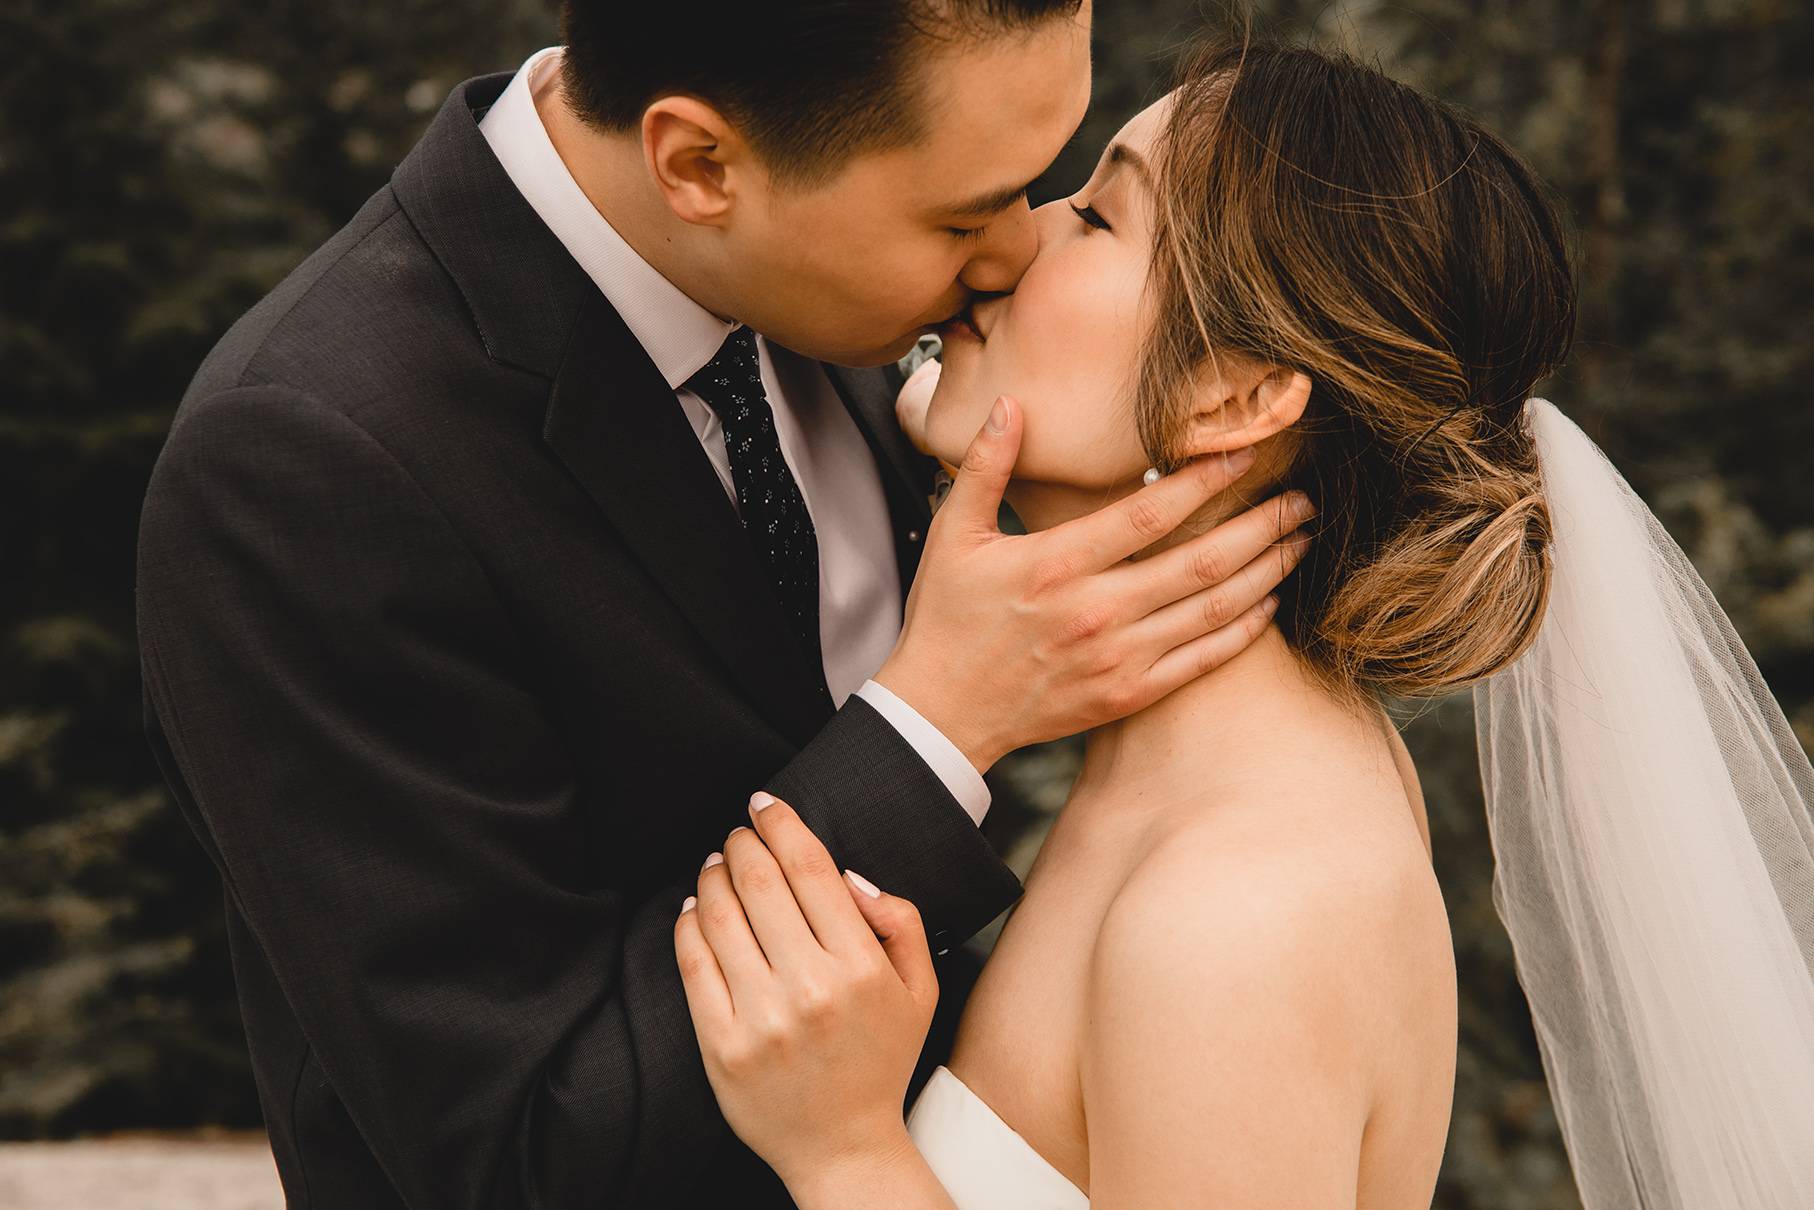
top-left (0, 0), bottom-right (557, 1137)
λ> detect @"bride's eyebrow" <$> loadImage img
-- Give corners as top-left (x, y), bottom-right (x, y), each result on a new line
top-left (1106, 142), bottom-right (1154, 191)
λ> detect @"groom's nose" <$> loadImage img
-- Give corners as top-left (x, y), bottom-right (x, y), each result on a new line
top-left (955, 196), bottom-right (1038, 295)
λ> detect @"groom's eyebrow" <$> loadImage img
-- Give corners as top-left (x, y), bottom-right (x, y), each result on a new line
top-left (944, 179), bottom-right (1035, 219)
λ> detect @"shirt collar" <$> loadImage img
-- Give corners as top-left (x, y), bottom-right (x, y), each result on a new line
top-left (479, 47), bottom-right (735, 390)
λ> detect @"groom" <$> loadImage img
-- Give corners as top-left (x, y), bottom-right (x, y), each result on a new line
top-left (137, 2), bottom-right (1302, 1207)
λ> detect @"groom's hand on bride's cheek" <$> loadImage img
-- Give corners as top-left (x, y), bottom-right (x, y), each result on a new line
top-left (674, 794), bottom-right (936, 1186)
top-left (874, 394), bottom-right (1316, 773)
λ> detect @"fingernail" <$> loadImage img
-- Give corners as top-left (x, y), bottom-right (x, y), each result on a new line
top-left (681, 896), bottom-right (697, 913)
top-left (703, 852), bottom-right (724, 871)
top-left (1289, 491), bottom-right (1316, 520)
top-left (749, 791), bottom-right (775, 813)
top-left (984, 396), bottom-right (1009, 436)
top-left (1262, 595), bottom-right (1280, 618)
top-left (1225, 447), bottom-right (1257, 474)
top-left (726, 826), bottom-right (749, 840)
top-left (846, 870), bottom-right (882, 899)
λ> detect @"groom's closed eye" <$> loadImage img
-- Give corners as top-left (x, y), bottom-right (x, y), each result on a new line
top-left (944, 180), bottom-right (1035, 220)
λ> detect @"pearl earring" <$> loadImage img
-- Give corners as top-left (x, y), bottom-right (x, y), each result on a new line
top-left (1143, 467), bottom-right (1162, 486)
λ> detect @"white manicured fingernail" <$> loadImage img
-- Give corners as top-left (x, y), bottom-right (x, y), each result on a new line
top-left (681, 896), bottom-right (697, 913)
top-left (703, 852), bottom-right (723, 871)
top-left (846, 870), bottom-right (882, 899)
top-left (750, 791), bottom-right (776, 812)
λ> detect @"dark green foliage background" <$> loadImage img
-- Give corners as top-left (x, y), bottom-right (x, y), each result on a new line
top-left (0, 0), bottom-right (562, 1137)
top-left (1, 2), bottom-right (1807, 1206)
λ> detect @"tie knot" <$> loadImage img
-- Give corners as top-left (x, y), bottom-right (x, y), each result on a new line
top-left (687, 327), bottom-right (765, 422)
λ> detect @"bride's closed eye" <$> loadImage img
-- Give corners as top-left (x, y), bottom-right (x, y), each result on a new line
top-left (1070, 201), bottom-right (1112, 232)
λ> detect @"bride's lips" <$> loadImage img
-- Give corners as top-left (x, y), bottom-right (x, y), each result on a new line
top-left (939, 303), bottom-right (984, 345)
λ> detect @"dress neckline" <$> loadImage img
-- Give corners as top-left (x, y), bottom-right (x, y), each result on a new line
top-left (907, 1065), bottom-right (1089, 1208)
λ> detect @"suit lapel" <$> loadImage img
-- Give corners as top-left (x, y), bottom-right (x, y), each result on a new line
top-left (398, 79), bottom-right (903, 743)
top-left (544, 292), bottom-right (835, 748)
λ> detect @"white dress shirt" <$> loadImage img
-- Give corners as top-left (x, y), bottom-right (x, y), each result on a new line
top-left (480, 48), bottom-right (989, 822)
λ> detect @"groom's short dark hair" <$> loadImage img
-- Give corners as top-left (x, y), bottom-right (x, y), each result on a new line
top-left (559, 0), bottom-right (1084, 186)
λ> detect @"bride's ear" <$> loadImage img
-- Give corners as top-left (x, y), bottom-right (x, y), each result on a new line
top-left (1178, 354), bottom-right (1312, 458)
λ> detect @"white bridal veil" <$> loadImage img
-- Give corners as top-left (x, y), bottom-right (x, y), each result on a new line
top-left (1475, 400), bottom-right (1814, 1209)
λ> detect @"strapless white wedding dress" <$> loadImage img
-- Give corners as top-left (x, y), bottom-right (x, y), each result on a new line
top-left (907, 1066), bottom-right (1089, 1209)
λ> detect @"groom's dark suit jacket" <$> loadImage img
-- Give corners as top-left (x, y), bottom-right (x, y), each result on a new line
top-left (137, 74), bottom-right (1022, 1210)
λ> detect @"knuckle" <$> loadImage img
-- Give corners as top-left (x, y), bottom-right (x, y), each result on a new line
top-left (1127, 497), bottom-right (1171, 541)
top-left (1190, 543), bottom-right (1232, 587)
top-left (1200, 587), bottom-right (1236, 629)
top-left (737, 862), bottom-right (779, 897)
top-left (1061, 603), bottom-right (1112, 645)
top-left (795, 977), bottom-right (837, 1019)
top-left (728, 1034), bottom-right (775, 1076)
top-left (1027, 553), bottom-right (1078, 598)
top-left (1198, 642), bottom-right (1230, 676)
top-left (752, 1009), bottom-right (793, 1047)
top-left (715, 1038), bottom-right (753, 1075)
top-left (677, 949), bottom-right (712, 981)
top-left (790, 846), bottom-right (835, 883)
top-left (1086, 642), bottom-right (1128, 680)
top-left (701, 900), bottom-right (739, 932)
top-left (1104, 679), bottom-right (1147, 717)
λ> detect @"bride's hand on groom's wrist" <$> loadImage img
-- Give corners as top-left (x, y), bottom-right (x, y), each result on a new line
top-left (874, 394), bottom-right (1315, 770)
top-left (674, 793), bottom-right (938, 1186)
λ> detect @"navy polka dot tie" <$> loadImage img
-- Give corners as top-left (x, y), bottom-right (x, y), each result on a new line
top-left (687, 327), bottom-right (825, 690)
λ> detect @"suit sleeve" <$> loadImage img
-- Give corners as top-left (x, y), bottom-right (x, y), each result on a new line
top-left (137, 385), bottom-right (1019, 1210)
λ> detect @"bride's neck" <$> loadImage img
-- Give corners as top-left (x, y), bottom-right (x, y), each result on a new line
top-left (1077, 622), bottom-right (1334, 805)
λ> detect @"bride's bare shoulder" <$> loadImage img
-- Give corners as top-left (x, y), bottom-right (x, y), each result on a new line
top-left (1085, 782), bottom-right (1454, 1080)
top-left (1075, 791), bottom-right (1455, 1201)
top-left (1105, 780), bottom-right (1441, 951)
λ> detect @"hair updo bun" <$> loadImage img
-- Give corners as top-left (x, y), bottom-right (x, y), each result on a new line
top-left (1140, 41), bottom-right (1574, 698)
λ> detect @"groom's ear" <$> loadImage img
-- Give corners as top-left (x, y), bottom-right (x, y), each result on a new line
top-left (1179, 354), bottom-right (1313, 458)
top-left (641, 96), bottom-right (759, 228)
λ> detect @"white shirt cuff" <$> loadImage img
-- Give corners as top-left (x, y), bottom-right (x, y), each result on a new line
top-left (854, 680), bottom-right (992, 825)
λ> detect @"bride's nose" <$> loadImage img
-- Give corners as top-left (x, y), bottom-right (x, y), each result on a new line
top-left (1029, 196), bottom-right (1075, 255)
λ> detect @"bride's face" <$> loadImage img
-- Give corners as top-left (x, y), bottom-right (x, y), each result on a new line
top-left (924, 99), bottom-right (1171, 528)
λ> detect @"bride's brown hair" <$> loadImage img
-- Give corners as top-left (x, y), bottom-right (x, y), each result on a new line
top-left (1142, 41), bottom-right (1576, 696)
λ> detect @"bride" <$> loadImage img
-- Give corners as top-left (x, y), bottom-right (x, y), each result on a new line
top-left (674, 40), bottom-right (1814, 1210)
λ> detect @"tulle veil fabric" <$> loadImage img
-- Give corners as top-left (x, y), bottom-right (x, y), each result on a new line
top-left (1475, 400), bottom-right (1814, 1209)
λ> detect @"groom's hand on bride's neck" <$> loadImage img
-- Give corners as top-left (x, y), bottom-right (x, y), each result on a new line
top-left (873, 394), bottom-right (1314, 773)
